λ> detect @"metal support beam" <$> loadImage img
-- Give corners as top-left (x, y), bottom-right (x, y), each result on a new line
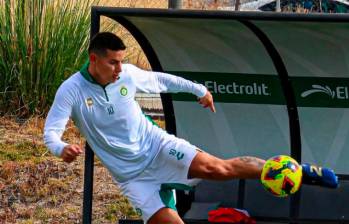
top-left (169, 0), bottom-right (182, 9)
top-left (276, 0), bottom-right (281, 12)
top-left (82, 7), bottom-right (100, 224)
top-left (82, 144), bottom-right (95, 224)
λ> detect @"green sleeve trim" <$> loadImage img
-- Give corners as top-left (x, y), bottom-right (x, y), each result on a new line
top-left (143, 113), bottom-right (159, 127)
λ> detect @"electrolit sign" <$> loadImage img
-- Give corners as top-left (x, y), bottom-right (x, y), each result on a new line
top-left (293, 77), bottom-right (349, 108)
top-left (170, 72), bottom-right (285, 105)
top-left (301, 85), bottom-right (349, 100)
top-left (169, 71), bottom-right (349, 108)
top-left (204, 81), bottom-right (270, 96)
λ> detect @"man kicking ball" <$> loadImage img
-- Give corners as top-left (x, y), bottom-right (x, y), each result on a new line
top-left (44, 32), bottom-right (338, 223)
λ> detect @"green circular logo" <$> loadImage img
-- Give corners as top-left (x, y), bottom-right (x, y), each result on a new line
top-left (135, 208), bottom-right (142, 216)
top-left (120, 86), bottom-right (128, 96)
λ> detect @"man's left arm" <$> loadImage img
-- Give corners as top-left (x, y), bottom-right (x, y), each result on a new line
top-left (129, 64), bottom-right (215, 112)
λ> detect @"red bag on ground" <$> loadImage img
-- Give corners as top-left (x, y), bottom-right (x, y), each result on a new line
top-left (208, 207), bottom-right (256, 224)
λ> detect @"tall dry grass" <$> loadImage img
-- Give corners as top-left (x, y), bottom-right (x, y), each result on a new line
top-left (0, 0), bottom-right (100, 117)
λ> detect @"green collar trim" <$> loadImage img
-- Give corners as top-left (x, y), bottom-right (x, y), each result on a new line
top-left (80, 61), bottom-right (99, 85)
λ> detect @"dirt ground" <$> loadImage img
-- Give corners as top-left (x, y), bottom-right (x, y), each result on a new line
top-left (0, 117), bottom-right (140, 224)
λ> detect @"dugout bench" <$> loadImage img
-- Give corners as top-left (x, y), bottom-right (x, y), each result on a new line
top-left (83, 7), bottom-right (349, 224)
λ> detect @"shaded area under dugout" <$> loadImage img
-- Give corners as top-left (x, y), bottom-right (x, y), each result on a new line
top-left (83, 7), bottom-right (349, 224)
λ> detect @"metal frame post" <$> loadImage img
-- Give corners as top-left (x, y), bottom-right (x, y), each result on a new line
top-left (82, 7), bottom-right (100, 224)
top-left (168, 0), bottom-right (182, 9)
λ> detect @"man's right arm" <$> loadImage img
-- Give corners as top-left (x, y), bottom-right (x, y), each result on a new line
top-left (60, 144), bottom-right (83, 163)
top-left (44, 84), bottom-right (82, 162)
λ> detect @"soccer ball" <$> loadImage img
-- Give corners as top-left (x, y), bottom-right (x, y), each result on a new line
top-left (261, 155), bottom-right (302, 197)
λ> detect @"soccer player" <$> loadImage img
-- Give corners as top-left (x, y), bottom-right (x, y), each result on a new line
top-left (44, 32), bottom-right (338, 224)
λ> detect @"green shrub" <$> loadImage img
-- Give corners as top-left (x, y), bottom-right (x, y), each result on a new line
top-left (0, 0), bottom-right (98, 116)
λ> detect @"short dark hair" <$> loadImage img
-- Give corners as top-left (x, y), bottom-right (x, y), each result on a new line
top-left (88, 32), bottom-right (126, 56)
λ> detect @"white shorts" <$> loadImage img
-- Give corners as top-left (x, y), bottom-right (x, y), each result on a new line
top-left (118, 136), bottom-right (202, 223)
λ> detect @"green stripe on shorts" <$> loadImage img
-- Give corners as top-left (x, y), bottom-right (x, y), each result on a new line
top-left (159, 183), bottom-right (194, 210)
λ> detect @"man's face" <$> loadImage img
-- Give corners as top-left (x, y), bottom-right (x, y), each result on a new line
top-left (90, 49), bottom-right (125, 86)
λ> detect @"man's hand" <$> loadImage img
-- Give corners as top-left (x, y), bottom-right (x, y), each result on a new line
top-left (61, 144), bottom-right (83, 163)
top-left (302, 163), bottom-right (338, 188)
top-left (198, 91), bottom-right (216, 113)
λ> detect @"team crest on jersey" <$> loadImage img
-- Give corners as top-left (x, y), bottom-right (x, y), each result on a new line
top-left (135, 208), bottom-right (142, 217)
top-left (85, 97), bottom-right (93, 107)
top-left (120, 86), bottom-right (128, 96)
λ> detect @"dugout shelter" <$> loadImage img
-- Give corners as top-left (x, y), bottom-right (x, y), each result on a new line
top-left (83, 7), bottom-right (349, 224)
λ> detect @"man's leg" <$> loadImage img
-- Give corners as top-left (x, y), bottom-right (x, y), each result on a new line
top-left (148, 207), bottom-right (184, 224)
top-left (188, 151), bottom-right (265, 180)
top-left (188, 152), bottom-right (338, 188)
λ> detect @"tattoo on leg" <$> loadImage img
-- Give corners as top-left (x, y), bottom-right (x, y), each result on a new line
top-left (239, 156), bottom-right (265, 169)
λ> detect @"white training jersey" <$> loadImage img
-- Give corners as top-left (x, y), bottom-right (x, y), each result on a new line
top-left (44, 63), bottom-right (207, 182)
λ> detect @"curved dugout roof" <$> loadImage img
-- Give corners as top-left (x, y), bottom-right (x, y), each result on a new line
top-left (88, 7), bottom-right (349, 223)
top-left (93, 7), bottom-right (349, 173)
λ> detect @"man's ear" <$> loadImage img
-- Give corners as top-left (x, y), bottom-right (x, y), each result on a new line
top-left (89, 53), bottom-right (96, 63)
